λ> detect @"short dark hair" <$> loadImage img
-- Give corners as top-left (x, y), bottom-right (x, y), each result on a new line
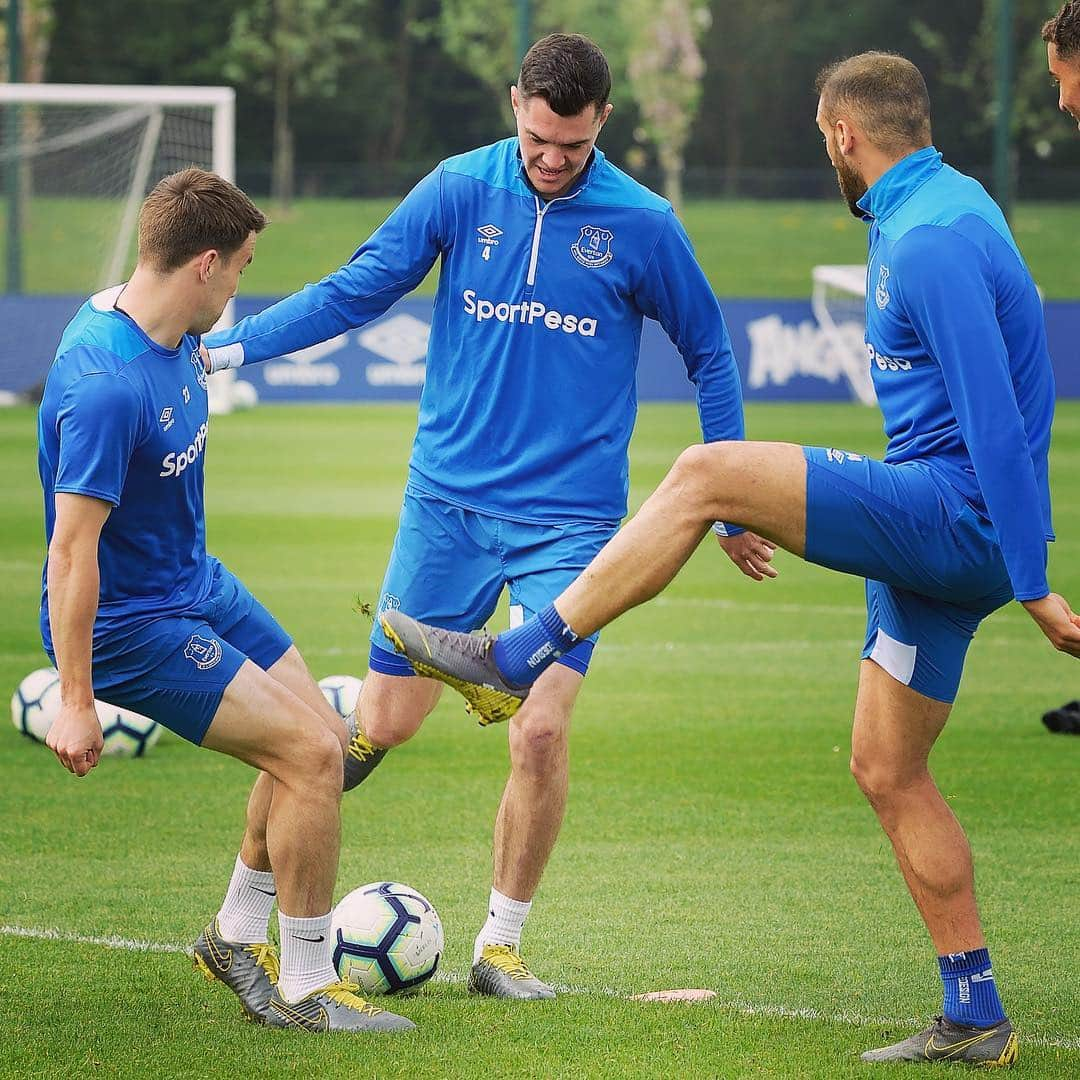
top-left (816, 52), bottom-right (932, 155)
top-left (138, 168), bottom-right (267, 273)
top-left (518, 33), bottom-right (611, 116)
top-left (1043, 2), bottom-right (1080, 60)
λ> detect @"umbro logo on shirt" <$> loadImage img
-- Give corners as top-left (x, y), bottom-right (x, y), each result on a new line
top-left (159, 407), bottom-right (175, 432)
top-left (477, 224), bottom-right (502, 263)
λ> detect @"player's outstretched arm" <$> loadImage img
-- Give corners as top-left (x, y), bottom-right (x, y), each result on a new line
top-left (46, 492), bottom-right (109, 776)
top-left (1022, 593), bottom-right (1080, 659)
top-left (205, 167), bottom-right (446, 371)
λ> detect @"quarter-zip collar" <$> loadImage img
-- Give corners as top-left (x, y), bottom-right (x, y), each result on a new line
top-left (856, 145), bottom-right (943, 224)
top-left (516, 145), bottom-right (605, 203)
top-left (519, 147), bottom-right (604, 287)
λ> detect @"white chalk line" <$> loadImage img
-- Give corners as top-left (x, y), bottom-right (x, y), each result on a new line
top-left (2, 924), bottom-right (1076, 1051)
top-left (654, 595), bottom-right (1032, 626)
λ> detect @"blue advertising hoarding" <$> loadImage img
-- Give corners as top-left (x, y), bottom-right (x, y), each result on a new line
top-left (3, 293), bottom-right (1078, 403)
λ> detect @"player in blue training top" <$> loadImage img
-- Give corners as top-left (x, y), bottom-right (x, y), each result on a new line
top-left (39, 169), bottom-right (414, 1034)
top-left (380, 53), bottom-right (1080, 1067)
top-left (203, 32), bottom-right (768, 999)
top-left (1040, 2), bottom-right (1080, 735)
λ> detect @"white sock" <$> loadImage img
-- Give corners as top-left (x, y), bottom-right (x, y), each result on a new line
top-left (473, 887), bottom-right (532, 963)
top-left (215, 855), bottom-right (276, 944)
top-left (277, 911), bottom-right (339, 1003)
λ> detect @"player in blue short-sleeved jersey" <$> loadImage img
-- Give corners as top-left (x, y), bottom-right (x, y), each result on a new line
top-left (39, 292), bottom-right (215, 684)
top-left (38, 169), bottom-right (415, 1034)
top-left (204, 32), bottom-right (772, 999)
top-left (377, 54), bottom-right (1080, 1067)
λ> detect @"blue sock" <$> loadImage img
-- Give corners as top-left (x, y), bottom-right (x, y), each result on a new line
top-left (938, 948), bottom-right (1007, 1028)
top-left (493, 603), bottom-right (579, 686)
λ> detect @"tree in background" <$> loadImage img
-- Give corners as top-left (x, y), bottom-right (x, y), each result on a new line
top-left (2, 0), bottom-right (55, 245)
top-left (435, 0), bottom-right (720, 205)
top-left (431, 0), bottom-right (627, 102)
top-left (913, 0), bottom-right (1074, 186)
top-left (0, 0), bottom-right (54, 83)
top-left (223, 0), bottom-right (367, 207)
top-left (39, 0), bottom-right (1080, 199)
top-left (624, 0), bottom-right (710, 209)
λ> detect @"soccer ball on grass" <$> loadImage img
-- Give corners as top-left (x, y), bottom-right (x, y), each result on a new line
top-left (331, 881), bottom-right (443, 994)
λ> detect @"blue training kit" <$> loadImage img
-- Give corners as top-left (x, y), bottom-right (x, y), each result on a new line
top-left (38, 287), bottom-right (291, 741)
top-left (206, 138), bottom-right (745, 675)
top-left (805, 147), bottom-right (1054, 701)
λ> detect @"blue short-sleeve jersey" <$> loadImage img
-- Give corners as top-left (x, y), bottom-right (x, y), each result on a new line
top-left (206, 138), bottom-right (744, 525)
top-left (38, 286), bottom-right (215, 665)
top-left (858, 148), bottom-right (1055, 601)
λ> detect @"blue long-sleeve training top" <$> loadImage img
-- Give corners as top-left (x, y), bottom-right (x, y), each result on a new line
top-left (859, 146), bottom-right (1054, 601)
top-left (206, 138), bottom-right (744, 526)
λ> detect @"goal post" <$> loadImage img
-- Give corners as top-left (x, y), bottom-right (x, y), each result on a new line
top-left (811, 263), bottom-right (876, 406)
top-left (1, 84), bottom-right (235, 290)
top-left (0, 84), bottom-right (243, 409)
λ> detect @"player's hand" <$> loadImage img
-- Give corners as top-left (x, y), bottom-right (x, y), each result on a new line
top-left (716, 531), bottom-right (778, 581)
top-left (1023, 593), bottom-right (1080, 659)
top-left (45, 703), bottom-right (104, 777)
top-left (199, 342), bottom-right (212, 374)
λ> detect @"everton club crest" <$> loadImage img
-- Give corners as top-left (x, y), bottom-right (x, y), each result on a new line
top-left (190, 348), bottom-right (208, 390)
top-left (571, 225), bottom-right (614, 269)
top-left (184, 633), bottom-right (222, 670)
top-left (875, 264), bottom-right (891, 311)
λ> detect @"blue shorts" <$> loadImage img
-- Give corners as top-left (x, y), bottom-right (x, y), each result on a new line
top-left (88, 559), bottom-right (292, 744)
top-left (804, 447), bottom-right (1015, 703)
top-left (369, 489), bottom-right (618, 678)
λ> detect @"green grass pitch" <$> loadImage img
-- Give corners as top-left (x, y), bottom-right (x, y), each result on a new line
top-left (1, 402), bottom-right (1078, 1078)
top-left (4, 197), bottom-right (1080, 298)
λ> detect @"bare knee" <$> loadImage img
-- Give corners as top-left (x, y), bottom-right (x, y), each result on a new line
top-left (278, 720), bottom-right (343, 797)
top-left (358, 676), bottom-right (435, 748)
top-left (850, 751), bottom-right (927, 811)
top-left (665, 443), bottom-right (732, 520)
top-left (509, 710), bottom-right (569, 778)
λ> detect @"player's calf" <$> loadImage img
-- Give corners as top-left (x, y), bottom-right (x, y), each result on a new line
top-left (341, 672), bottom-right (445, 790)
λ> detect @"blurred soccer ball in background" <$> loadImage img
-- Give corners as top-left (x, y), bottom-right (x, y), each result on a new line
top-left (11, 667), bottom-right (161, 757)
top-left (319, 674), bottom-right (364, 717)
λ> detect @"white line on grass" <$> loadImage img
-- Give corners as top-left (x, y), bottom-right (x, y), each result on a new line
top-left (654, 595), bottom-right (1032, 627)
top-left (2, 924), bottom-right (1076, 1051)
top-left (655, 596), bottom-right (867, 617)
top-left (0, 923), bottom-right (189, 954)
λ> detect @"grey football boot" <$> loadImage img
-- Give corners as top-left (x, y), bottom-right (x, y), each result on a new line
top-left (379, 611), bottom-right (528, 726)
top-left (341, 706), bottom-right (387, 792)
top-left (192, 919), bottom-right (279, 1022)
top-left (468, 945), bottom-right (556, 1001)
top-left (861, 1016), bottom-right (1018, 1066)
top-left (264, 980), bottom-right (415, 1032)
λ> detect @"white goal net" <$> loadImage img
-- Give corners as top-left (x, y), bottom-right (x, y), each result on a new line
top-left (811, 263), bottom-right (876, 406)
top-left (0, 85), bottom-right (241, 409)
